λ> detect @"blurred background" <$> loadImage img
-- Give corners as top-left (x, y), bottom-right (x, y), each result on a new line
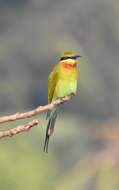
top-left (0, 0), bottom-right (119, 189)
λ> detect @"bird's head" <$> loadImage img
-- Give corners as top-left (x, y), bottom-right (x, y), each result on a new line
top-left (60, 51), bottom-right (81, 64)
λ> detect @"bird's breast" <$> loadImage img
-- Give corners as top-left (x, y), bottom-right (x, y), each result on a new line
top-left (59, 63), bottom-right (78, 82)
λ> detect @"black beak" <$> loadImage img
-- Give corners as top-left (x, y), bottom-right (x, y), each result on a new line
top-left (75, 55), bottom-right (82, 59)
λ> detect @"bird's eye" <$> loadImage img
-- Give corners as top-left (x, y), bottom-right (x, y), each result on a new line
top-left (60, 56), bottom-right (69, 61)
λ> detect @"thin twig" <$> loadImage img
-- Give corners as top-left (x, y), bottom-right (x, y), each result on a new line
top-left (0, 94), bottom-right (74, 123)
top-left (0, 120), bottom-right (39, 139)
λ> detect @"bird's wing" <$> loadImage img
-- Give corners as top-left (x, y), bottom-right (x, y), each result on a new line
top-left (48, 64), bottom-right (59, 103)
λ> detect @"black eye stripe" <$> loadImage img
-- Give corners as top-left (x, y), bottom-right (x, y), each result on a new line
top-left (60, 56), bottom-right (76, 61)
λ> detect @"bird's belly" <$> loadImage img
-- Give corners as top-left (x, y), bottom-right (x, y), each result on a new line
top-left (54, 79), bottom-right (77, 99)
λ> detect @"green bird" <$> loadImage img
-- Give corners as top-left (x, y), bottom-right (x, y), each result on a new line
top-left (44, 51), bottom-right (81, 152)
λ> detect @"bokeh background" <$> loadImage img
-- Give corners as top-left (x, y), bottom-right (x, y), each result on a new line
top-left (0, 0), bottom-right (119, 189)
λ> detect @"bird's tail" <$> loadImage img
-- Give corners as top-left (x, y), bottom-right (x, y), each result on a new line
top-left (43, 108), bottom-right (58, 153)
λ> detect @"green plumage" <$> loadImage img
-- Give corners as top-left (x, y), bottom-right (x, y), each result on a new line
top-left (43, 52), bottom-right (80, 152)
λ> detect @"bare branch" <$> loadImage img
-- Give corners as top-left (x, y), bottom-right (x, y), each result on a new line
top-left (0, 120), bottom-right (39, 139)
top-left (0, 94), bottom-right (74, 123)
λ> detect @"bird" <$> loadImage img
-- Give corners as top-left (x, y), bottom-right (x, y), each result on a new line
top-left (43, 51), bottom-right (81, 152)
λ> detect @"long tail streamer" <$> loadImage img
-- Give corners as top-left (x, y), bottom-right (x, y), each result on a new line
top-left (43, 108), bottom-right (58, 153)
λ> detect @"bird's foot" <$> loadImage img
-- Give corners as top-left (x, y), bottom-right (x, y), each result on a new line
top-left (70, 92), bottom-right (76, 96)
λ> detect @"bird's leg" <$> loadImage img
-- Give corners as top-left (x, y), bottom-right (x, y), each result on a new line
top-left (70, 92), bottom-right (76, 96)
top-left (57, 93), bottom-right (75, 106)
top-left (60, 93), bottom-right (76, 101)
